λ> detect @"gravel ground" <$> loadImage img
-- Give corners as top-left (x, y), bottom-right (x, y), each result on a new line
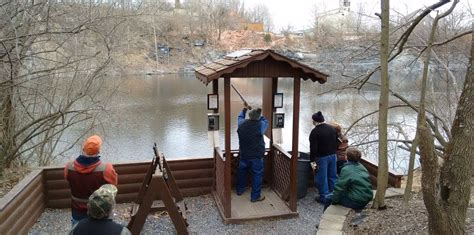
top-left (30, 188), bottom-right (324, 234)
top-left (343, 192), bottom-right (474, 234)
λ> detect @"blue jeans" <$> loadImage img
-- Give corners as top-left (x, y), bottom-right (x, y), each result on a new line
top-left (236, 158), bottom-right (264, 201)
top-left (315, 154), bottom-right (337, 203)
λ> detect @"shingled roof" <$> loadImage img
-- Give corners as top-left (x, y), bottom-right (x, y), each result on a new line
top-left (194, 49), bottom-right (329, 85)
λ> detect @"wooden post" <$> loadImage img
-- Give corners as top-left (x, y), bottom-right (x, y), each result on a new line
top-left (262, 77), bottom-right (278, 138)
top-left (157, 176), bottom-right (188, 235)
top-left (224, 77), bottom-right (231, 218)
top-left (290, 77), bottom-right (300, 212)
top-left (212, 80), bottom-right (218, 113)
top-left (164, 159), bottom-right (184, 201)
top-left (212, 79), bottom-right (218, 190)
top-left (262, 77), bottom-right (278, 186)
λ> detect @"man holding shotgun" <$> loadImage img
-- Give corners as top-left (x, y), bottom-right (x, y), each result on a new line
top-left (235, 97), bottom-right (269, 202)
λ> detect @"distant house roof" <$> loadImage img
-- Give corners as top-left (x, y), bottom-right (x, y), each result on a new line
top-left (194, 49), bottom-right (329, 85)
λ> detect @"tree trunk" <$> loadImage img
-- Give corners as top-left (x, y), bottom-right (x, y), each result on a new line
top-left (372, 0), bottom-right (389, 209)
top-left (403, 134), bottom-right (419, 203)
top-left (152, 18), bottom-right (159, 71)
top-left (420, 33), bottom-right (472, 234)
top-left (418, 6), bottom-right (447, 233)
top-left (418, 1), bottom-right (471, 233)
top-left (0, 80), bottom-right (16, 178)
top-left (438, 35), bottom-right (473, 232)
top-left (218, 25), bottom-right (222, 41)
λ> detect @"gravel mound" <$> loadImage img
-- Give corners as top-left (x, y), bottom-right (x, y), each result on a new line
top-left (30, 189), bottom-right (323, 234)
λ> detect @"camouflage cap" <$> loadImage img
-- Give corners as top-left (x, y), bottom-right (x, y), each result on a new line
top-left (87, 184), bottom-right (118, 219)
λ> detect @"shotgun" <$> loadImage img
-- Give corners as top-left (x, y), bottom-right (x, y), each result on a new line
top-left (231, 84), bottom-right (251, 109)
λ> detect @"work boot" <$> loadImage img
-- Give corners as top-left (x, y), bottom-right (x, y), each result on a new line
top-left (251, 195), bottom-right (265, 202)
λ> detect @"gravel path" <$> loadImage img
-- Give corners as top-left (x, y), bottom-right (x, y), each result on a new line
top-left (30, 189), bottom-right (323, 234)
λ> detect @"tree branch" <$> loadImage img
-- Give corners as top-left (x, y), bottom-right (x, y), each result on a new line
top-left (348, 0), bottom-right (451, 89)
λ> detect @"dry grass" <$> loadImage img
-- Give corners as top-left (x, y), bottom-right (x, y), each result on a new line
top-left (0, 166), bottom-right (31, 197)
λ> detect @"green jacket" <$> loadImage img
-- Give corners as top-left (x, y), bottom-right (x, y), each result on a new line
top-left (332, 161), bottom-right (373, 205)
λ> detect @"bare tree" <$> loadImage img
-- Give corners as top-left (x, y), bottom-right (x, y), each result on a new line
top-left (209, 0), bottom-right (233, 41)
top-left (0, 1), bottom-right (130, 176)
top-left (244, 4), bottom-right (273, 32)
top-left (415, 0), bottom-right (473, 233)
top-left (321, 0), bottom-right (471, 215)
top-left (372, 0), bottom-right (390, 210)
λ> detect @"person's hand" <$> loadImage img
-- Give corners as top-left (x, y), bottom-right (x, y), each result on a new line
top-left (310, 162), bottom-right (318, 172)
top-left (243, 102), bottom-right (252, 110)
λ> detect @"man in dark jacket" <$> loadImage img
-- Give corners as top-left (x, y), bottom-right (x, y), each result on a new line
top-left (236, 103), bottom-right (269, 202)
top-left (332, 148), bottom-right (373, 210)
top-left (69, 184), bottom-right (131, 234)
top-left (309, 111), bottom-right (338, 205)
top-left (64, 135), bottom-right (118, 225)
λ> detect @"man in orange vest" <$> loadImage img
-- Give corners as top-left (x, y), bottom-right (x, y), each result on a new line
top-left (64, 135), bottom-right (118, 225)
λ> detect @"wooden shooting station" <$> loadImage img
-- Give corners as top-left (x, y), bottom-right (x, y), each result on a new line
top-left (194, 49), bottom-right (329, 223)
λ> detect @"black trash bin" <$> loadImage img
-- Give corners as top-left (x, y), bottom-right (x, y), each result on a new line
top-left (297, 152), bottom-right (311, 199)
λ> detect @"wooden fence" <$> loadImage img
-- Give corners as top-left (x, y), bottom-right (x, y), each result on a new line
top-left (0, 170), bottom-right (45, 234)
top-left (0, 155), bottom-right (402, 234)
top-left (0, 157), bottom-right (214, 234)
top-left (360, 158), bottom-right (403, 188)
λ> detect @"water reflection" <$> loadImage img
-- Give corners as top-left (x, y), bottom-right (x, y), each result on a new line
top-left (62, 74), bottom-right (420, 174)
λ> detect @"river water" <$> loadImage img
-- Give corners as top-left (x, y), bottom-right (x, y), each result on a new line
top-left (61, 73), bottom-right (425, 174)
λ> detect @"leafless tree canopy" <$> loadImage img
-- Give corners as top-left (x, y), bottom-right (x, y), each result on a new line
top-left (0, 0), bottom-right (139, 174)
top-left (0, 0), bottom-right (277, 175)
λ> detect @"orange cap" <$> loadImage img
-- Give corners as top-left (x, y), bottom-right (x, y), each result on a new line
top-left (83, 135), bottom-right (102, 156)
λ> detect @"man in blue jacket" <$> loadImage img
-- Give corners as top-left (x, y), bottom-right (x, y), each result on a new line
top-left (236, 103), bottom-right (269, 202)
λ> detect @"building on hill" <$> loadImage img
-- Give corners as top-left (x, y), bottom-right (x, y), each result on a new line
top-left (244, 22), bottom-right (264, 32)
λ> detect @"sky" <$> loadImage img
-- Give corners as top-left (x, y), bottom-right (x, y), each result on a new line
top-left (243, 0), bottom-right (471, 31)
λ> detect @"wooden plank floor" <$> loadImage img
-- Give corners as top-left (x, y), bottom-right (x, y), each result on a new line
top-left (231, 188), bottom-right (294, 220)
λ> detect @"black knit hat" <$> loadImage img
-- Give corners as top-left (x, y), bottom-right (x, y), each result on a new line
top-left (312, 111), bottom-right (325, 122)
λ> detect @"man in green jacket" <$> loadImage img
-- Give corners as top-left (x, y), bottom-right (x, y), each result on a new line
top-left (331, 148), bottom-right (373, 210)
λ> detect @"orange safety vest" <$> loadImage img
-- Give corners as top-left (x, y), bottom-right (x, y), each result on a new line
top-left (65, 160), bottom-right (117, 215)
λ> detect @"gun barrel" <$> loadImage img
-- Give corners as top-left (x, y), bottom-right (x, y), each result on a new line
top-left (231, 84), bottom-right (247, 104)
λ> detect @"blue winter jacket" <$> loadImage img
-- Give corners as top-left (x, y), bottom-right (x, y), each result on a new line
top-left (237, 109), bottom-right (269, 159)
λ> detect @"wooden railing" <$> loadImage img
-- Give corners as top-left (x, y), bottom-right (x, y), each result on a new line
top-left (44, 158), bottom-right (214, 209)
top-left (271, 143), bottom-right (292, 201)
top-left (0, 170), bottom-right (45, 234)
top-left (229, 149), bottom-right (272, 187)
top-left (0, 157), bottom-right (215, 234)
top-left (213, 147), bottom-right (227, 214)
top-left (0, 153), bottom-right (403, 234)
top-left (360, 158), bottom-right (403, 188)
